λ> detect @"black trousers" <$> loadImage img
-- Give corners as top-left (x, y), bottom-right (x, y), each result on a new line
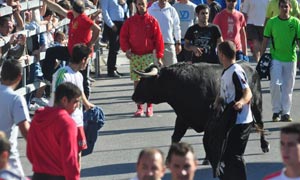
top-left (105, 21), bottom-right (123, 74)
top-left (219, 122), bottom-right (252, 180)
top-left (41, 46), bottom-right (90, 99)
top-left (32, 173), bottom-right (65, 180)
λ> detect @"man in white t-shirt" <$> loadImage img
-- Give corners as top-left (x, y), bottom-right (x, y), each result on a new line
top-left (263, 123), bottom-right (300, 180)
top-left (50, 43), bottom-right (94, 154)
top-left (242, 0), bottom-right (268, 62)
top-left (0, 60), bottom-right (30, 176)
top-left (215, 40), bottom-right (253, 180)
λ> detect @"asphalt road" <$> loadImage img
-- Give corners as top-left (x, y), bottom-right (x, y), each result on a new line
top-left (19, 52), bottom-right (300, 180)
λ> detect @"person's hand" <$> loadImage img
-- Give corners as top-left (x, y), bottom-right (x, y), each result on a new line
top-left (233, 101), bottom-right (243, 111)
top-left (84, 102), bottom-right (95, 111)
top-left (192, 46), bottom-right (203, 57)
top-left (9, 34), bottom-right (16, 44)
top-left (112, 25), bottom-right (118, 32)
top-left (175, 44), bottom-right (182, 55)
top-left (125, 50), bottom-right (133, 59)
top-left (157, 58), bottom-right (163, 67)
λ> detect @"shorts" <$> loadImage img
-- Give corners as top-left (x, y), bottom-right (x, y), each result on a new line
top-left (130, 53), bottom-right (155, 81)
top-left (163, 44), bottom-right (177, 66)
top-left (246, 24), bottom-right (264, 42)
top-left (77, 126), bottom-right (87, 151)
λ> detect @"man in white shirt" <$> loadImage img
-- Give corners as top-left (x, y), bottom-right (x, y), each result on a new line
top-left (263, 123), bottom-right (300, 180)
top-left (149, 0), bottom-right (182, 66)
top-left (0, 60), bottom-right (30, 176)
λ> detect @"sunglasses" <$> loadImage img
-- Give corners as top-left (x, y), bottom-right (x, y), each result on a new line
top-left (226, 0), bottom-right (237, 2)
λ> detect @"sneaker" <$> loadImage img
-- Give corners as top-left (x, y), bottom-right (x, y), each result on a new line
top-left (134, 109), bottom-right (144, 117)
top-left (146, 104), bottom-right (153, 117)
top-left (134, 104), bottom-right (144, 117)
top-left (32, 97), bottom-right (49, 107)
top-left (272, 113), bottom-right (280, 122)
top-left (281, 114), bottom-right (293, 122)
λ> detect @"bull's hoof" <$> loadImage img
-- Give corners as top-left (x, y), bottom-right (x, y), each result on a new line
top-left (202, 159), bottom-right (210, 165)
top-left (261, 139), bottom-right (270, 153)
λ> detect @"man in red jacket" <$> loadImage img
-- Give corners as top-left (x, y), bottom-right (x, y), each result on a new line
top-left (26, 82), bottom-right (82, 180)
top-left (120, 0), bottom-right (164, 117)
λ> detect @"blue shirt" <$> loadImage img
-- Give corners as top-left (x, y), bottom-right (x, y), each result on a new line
top-left (101, 0), bottom-right (128, 28)
top-left (190, 0), bottom-right (241, 10)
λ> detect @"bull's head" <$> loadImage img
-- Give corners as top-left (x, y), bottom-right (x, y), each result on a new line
top-left (132, 65), bottom-right (166, 104)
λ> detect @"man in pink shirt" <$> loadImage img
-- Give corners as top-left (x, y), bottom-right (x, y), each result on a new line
top-left (213, 0), bottom-right (248, 61)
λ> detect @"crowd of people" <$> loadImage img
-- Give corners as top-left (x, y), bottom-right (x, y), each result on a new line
top-left (0, 0), bottom-right (300, 179)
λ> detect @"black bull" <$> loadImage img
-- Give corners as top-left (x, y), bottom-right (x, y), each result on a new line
top-left (132, 62), bottom-right (270, 153)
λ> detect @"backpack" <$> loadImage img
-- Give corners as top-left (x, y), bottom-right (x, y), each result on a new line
top-left (256, 53), bottom-right (272, 80)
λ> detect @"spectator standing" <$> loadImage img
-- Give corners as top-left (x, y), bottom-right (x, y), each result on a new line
top-left (213, 0), bottom-right (248, 61)
top-left (101, 0), bottom-right (128, 77)
top-left (120, 0), bottom-right (164, 117)
top-left (27, 82), bottom-right (81, 180)
top-left (184, 4), bottom-right (223, 63)
top-left (207, 0), bottom-right (221, 23)
top-left (265, 0), bottom-right (300, 23)
top-left (173, 0), bottom-right (197, 62)
top-left (242, 0), bottom-right (268, 62)
top-left (49, 44), bottom-right (95, 161)
top-left (148, 0), bottom-right (182, 67)
top-left (42, 0), bottom-right (101, 98)
top-left (261, 0), bottom-right (300, 122)
top-left (166, 142), bottom-right (198, 180)
top-left (0, 60), bottom-right (30, 176)
top-left (130, 148), bottom-right (166, 180)
top-left (215, 41), bottom-right (253, 180)
top-left (263, 123), bottom-right (300, 180)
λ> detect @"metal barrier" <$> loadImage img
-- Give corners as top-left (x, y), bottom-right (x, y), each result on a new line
top-left (0, 3), bottom-right (101, 96)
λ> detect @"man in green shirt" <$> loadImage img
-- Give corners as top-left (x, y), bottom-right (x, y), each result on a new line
top-left (261, 0), bottom-right (300, 122)
top-left (265, 0), bottom-right (300, 23)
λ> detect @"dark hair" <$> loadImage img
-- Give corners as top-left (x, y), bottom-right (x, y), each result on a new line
top-left (72, 0), bottom-right (85, 14)
top-left (137, 148), bottom-right (165, 166)
top-left (58, 0), bottom-right (72, 10)
top-left (0, 131), bottom-right (10, 156)
top-left (218, 40), bottom-right (236, 59)
top-left (70, 43), bottom-right (91, 64)
top-left (54, 82), bottom-right (82, 104)
top-left (281, 123), bottom-right (300, 143)
top-left (1, 60), bottom-right (22, 81)
top-left (196, 4), bottom-right (209, 14)
top-left (0, 15), bottom-right (11, 27)
top-left (278, 0), bottom-right (290, 7)
top-left (43, 8), bottom-right (54, 18)
top-left (166, 142), bottom-right (195, 164)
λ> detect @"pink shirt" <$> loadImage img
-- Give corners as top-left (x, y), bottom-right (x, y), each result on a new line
top-left (213, 9), bottom-right (246, 51)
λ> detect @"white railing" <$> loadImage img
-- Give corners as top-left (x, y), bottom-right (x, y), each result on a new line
top-left (0, 3), bottom-right (101, 96)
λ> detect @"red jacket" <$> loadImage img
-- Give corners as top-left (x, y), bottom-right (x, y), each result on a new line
top-left (120, 11), bottom-right (164, 59)
top-left (27, 107), bottom-right (79, 180)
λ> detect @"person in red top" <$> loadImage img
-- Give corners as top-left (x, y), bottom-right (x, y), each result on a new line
top-left (27, 82), bottom-right (82, 180)
top-left (120, 0), bottom-right (164, 117)
top-left (41, 0), bottom-right (101, 99)
top-left (213, 0), bottom-right (248, 61)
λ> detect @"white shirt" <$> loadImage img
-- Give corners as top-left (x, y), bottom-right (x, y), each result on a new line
top-left (220, 64), bottom-right (253, 124)
top-left (50, 66), bottom-right (84, 127)
top-left (242, 0), bottom-right (269, 26)
top-left (0, 84), bottom-right (30, 159)
top-left (265, 168), bottom-right (300, 180)
top-left (173, 1), bottom-right (197, 38)
top-left (148, 1), bottom-right (181, 44)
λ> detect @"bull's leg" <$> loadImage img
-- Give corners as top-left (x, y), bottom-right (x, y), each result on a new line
top-left (171, 116), bottom-right (189, 143)
top-left (251, 102), bottom-right (270, 153)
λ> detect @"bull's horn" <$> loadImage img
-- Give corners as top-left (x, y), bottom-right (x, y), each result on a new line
top-left (133, 67), bottom-right (158, 77)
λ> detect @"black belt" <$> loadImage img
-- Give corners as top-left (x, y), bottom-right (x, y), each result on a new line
top-left (32, 173), bottom-right (65, 180)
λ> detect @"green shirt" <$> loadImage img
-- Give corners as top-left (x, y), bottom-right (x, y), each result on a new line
top-left (264, 16), bottom-right (300, 62)
top-left (266, 0), bottom-right (300, 19)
